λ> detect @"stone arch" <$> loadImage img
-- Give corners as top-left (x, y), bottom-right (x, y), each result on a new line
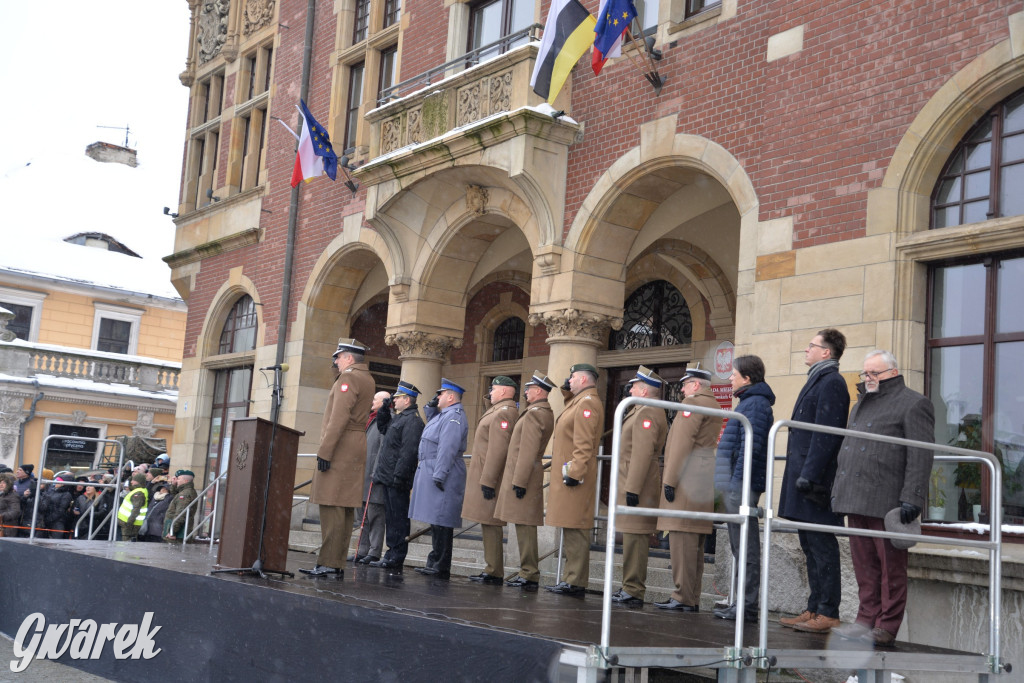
top-left (474, 295), bottom-right (530, 365)
top-left (197, 273), bottom-right (263, 359)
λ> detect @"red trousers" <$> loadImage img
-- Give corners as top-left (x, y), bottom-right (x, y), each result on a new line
top-left (847, 514), bottom-right (908, 637)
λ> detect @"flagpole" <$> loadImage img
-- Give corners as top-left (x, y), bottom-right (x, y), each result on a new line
top-left (623, 20), bottom-right (664, 93)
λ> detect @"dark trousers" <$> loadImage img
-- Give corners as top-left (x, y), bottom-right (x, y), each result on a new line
top-left (426, 525), bottom-right (453, 574)
top-left (798, 528), bottom-right (841, 618)
top-left (847, 513), bottom-right (908, 636)
top-left (724, 488), bottom-right (760, 609)
top-left (382, 485), bottom-right (411, 565)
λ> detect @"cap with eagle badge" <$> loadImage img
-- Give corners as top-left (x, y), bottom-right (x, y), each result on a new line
top-left (524, 371), bottom-right (555, 392)
top-left (393, 380), bottom-right (420, 399)
top-left (332, 337), bottom-right (367, 358)
top-left (681, 367), bottom-right (713, 383)
top-left (439, 378), bottom-right (466, 395)
top-left (628, 365), bottom-right (664, 388)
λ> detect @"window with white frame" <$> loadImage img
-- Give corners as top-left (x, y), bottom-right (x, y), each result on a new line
top-left (91, 304), bottom-right (142, 355)
top-left (0, 287), bottom-right (46, 342)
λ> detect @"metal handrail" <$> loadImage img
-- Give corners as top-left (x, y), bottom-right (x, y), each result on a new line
top-left (73, 492), bottom-right (117, 540)
top-left (760, 419), bottom-right (1006, 675)
top-left (601, 396), bottom-right (755, 665)
top-left (167, 471), bottom-right (227, 549)
top-left (30, 435), bottom-right (124, 542)
top-left (377, 24), bottom-right (542, 104)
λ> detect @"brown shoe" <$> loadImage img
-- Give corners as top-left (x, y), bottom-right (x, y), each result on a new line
top-left (793, 614), bottom-right (841, 633)
top-left (779, 610), bottom-right (815, 628)
top-left (863, 627), bottom-right (896, 647)
top-left (831, 622), bottom-right (871, 641)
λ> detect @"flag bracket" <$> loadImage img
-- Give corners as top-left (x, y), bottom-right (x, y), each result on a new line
top-left (644, 72), bottom-right (665, 95)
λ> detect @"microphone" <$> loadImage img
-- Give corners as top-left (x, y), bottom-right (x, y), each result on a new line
top-left (260, 363), bottom-right (290, 372)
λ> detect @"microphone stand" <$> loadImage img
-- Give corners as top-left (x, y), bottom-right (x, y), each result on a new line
top-left (212, 365), bottom-right (294, 579)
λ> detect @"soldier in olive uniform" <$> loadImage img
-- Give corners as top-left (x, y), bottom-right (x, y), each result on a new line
top-left (301, 338), bottom-right (375, 578)
top-left (610, 367), bottom-right (669, 607)
top-left (545, 363), bottom-right (605, 596)
top-left (164, 470), bottom-right (198, 542)
top-left (462, 376), bottom-right (520, 585)
top-left (655, 367), bottom-right (723, 611)
top-left (495, 372), bottom-right (555, 590)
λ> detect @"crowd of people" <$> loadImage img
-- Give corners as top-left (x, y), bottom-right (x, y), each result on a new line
top-left (302, 331), bottom-right (935, 649)
top-left (0, 454), bottom-right (199, 544)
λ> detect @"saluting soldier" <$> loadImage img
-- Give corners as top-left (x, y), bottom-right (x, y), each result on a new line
top-left (655, 367), bottom-right (723, 611)
top-left (301, 338), bottom-right (375, 578)
top-left (462, 376), bottom-right (520, 585)
top-left (545, 363), bottom-right (605, 596)
top-left (609, 366), bottom-right (669, 607)
top-left (495, 371), bottom-right (555, 590)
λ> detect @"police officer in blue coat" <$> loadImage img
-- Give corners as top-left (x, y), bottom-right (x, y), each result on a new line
top-left (409, 378), bottom-right (469, 579)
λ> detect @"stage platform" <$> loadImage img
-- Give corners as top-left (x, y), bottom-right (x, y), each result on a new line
top-left (0, 538), bottom-right (997, 682)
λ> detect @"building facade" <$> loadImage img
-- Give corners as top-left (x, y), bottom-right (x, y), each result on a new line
top-left (167, 0), bottom-right (1024, 533)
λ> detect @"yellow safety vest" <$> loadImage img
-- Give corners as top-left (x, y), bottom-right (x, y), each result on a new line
top-left (117, 488), bottom-right (149, 526)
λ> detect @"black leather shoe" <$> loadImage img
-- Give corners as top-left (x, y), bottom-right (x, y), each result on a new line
top-left (544, 581), bottom-right (586, 596)
top-left (654, 598), bottom-right (698, 612)
top-left (713, 604), bottom-right (759, 621)
top-left (468, 573), bottom-right (503, 585)
top-left (415, 566), bottom-right (450, 579)
top-left (357, 555), bottom-right (379, 565)
top-left (369, 559), bottom-right (400, 569)
top-left (347, 554), bottom-right (364, 563)
top-left (611, 592), bottom-right (643, 607)
top-left (299, 565), bottom-right (343, 577)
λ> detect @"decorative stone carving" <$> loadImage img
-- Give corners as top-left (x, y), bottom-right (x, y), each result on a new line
top-left (535, 252), bottom-right (560, 276)
top-left (71, 410), bottom-right (88, 426)
top-left (197, 0), bottom-right (230, 64)
top-left (489, 71), bottom-right (513, 115)
top-left (466, 185), bottom-right (488, 215)
top-left (0, 305), bottom-right (15, 342)
top-left (384, 331), bottom-right (463, 361)
top-left (235, 440), bottom-right (249, 471)
top-left (133, 410), bottom-right (157, 438)
top-left (0, 393), bottom-right (25, 465)
top-left (456, 81), bottom-right (482, 128)
top-left (407, 108), bottom-right (422, 145)
top-left (381, 117), bottom-right (402, 155)
top-left (528, 309), bottom-right (623, 345)
top-left (244, 0), bottom-right (275, 34)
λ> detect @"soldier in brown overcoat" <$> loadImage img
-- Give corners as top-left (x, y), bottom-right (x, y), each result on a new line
top-left (545, 363), bottom-right (605, 596)
top-left (494, 371), bottom-right (555, 589)
top-left (462, 376), bottom-right (520, 584)
top-left (610, 367), bottom-right (668, 607)
top-left (655, 367), bottom-right (723, 611)
top-left (301, 338), bottom-right (375, 578)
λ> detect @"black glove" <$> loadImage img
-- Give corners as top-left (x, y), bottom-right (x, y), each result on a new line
top-left (513, 485), bottom-right (526, 499)
top-left (900, 501), bottom-right (921, 524)
top-left (381, 396), bottom-right (392, 410)
top-left (664, 485), bottom-right (675, 503)
top-left (795, 477), bottom-right (812, 493)
top-left (563, 475), bottom-right (580, 487)
top-left (376, 408), bottom-right (392, 433)
top-left (434, 478), bottom-right (444, 491)
top-left (317, 457), bottom-right (331, 472)
top-left (561, 378), bottom-right (571, 391)
top-left (426, 393), bottom-right (440, 409)
top-left (481, 485), bottom-right (495, 500)
top-left (625, 492), bottom-right (639, 507)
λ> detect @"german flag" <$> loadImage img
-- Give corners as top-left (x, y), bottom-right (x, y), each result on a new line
top-left (530, 0), bottom-right (596, 103)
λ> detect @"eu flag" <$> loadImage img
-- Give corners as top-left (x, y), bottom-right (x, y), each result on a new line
top-left (298, 99), bottom-right (338, 181)
top-left (594, 0), bottom-right (636, 57)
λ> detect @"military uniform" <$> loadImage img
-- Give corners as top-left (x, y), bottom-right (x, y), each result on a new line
top-left (495, 372), bottom-right (555, 586)
top-left (546, 364), bottom-right (605, 593)
top-left (164, 476), bottom-right (198, 541)
top-left (462, 377), bottom-right (519, 582)
top-left (657, 379), bottom-right (723, 608)
top-left (307, 339), bottom-right (375, 574)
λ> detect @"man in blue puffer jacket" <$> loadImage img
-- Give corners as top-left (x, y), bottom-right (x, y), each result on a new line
top-left (713, 355), bottom-right (775, 621)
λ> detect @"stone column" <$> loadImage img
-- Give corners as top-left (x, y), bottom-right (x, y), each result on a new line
top-left (384, 331), bottom-right (463, 414)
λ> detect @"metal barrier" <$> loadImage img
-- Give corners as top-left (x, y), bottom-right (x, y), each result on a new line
top-left (601, 396), bottom-right (755, 667)
top-left (760, 419), bottom-right (1007, 676)
top-left (166, 471), bottom-right (227, 549)
top-left (30, 435), bottom-right (125, 542)
top-left (73, 496), bottom-right (116, 541)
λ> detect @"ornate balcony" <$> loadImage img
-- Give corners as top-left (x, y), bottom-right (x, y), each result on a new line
top-left (0, 341), bottom-right (180, 393)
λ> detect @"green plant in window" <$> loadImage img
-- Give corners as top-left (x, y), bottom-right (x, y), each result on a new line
top-left (929, 467), bottom-right (947, 508)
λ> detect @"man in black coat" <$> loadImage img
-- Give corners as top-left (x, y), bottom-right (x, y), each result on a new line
top-left (778, 328), bottom-right (850, 633)
top-left (369, 381), bottom-right (425, 573)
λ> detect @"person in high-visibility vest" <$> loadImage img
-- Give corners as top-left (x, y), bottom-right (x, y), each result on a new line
top-left (117, 473), bottom-right (149, 542)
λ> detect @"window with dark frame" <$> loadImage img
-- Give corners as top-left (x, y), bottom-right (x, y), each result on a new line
top-left (0, 301), bottom-right (33, 340)
top-left (467, 0), bottom-right (533, 63)
top-left (931, 88), bottom-right (1024, 229)
top-left (344, 62), bottom-right (365, 152)
top-left (383, 0), bottom-right (401, 28)
top-left (97, 318), bottom-right (132, 354)
top-left (491, 317), bottom-right (525, 362)
top-left (633, 0), bottom-right (658, 37)
top-left (353, 0), bottom-right (370, 44)
top-left (378, 46), bottom-right (398, 101)
top-left (218, 295), bottom-right (258, 355)
top-left (609, 280), bottom-right (692, 350)
top-left (685, 0), bottom-right (721, 19)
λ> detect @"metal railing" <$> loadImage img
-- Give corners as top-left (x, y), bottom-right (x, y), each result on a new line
top-left (73, 495), bottom-right (117, 540)
top-left (760, 420), bottom-right (1006, 675)
top-left (601, 396), bottom-right (755, 663)
top-left (163, 471), bottom-right (227, 549)
top-left (377, 24), bottom-right (542, 104)
top-left (30, 435), bottom-right (125, 542)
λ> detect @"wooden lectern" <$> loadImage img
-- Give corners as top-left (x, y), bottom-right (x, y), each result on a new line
top-left (217, 417), bottom-right (304, 571)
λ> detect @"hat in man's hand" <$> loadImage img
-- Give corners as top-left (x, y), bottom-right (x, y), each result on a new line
top-left (884, 507), bottom-right (921, 549)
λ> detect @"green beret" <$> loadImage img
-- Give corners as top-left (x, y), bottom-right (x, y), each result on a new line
top-left (491, 376), bottom-right (518, 389)
top-left (175, 469), bottom-right (195, 478)
top-left (569, 363), bottom-right (599, 376)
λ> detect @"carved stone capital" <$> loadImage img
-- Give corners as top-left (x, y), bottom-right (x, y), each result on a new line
top-left (529, 309), bottom-right (623, 346)
top-left (384, 331), bottom-right (463, 361)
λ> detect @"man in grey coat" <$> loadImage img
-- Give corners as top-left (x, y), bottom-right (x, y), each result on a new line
top-left (354, 390), bottom-right (391, 564)
top-left (830, 350), bottom-right (934, 647)
top-left (409, 378), bottom-right (469, 580)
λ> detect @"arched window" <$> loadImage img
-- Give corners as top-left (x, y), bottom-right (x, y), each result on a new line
top-left (931, 87), bottom-right (1024, 229)
top-left (492, 316), bottom-right (525, 361)
top-left (609, 280), bottom-right (692, 350)
top-left (218, 295), bottom-right (257, 354)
